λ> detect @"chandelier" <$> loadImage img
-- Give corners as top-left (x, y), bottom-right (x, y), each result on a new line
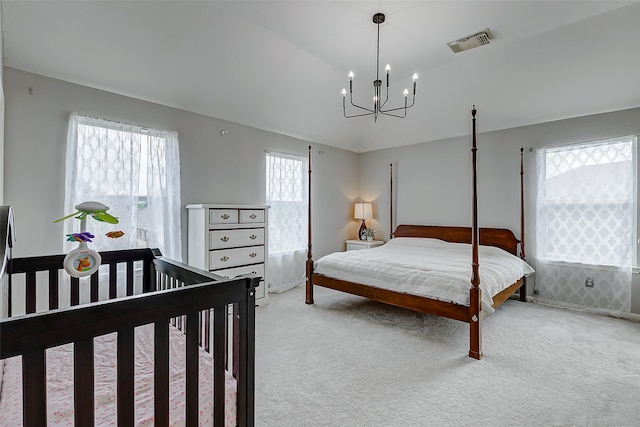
top-left (342, 13), bottom-right (418, 121)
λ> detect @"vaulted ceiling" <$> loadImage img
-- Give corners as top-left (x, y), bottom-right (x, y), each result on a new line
top-left (3, 1), bottom-right (639, 152)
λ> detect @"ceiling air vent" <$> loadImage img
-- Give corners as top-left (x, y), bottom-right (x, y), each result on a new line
top-left (447, 28), bottom-right (494, 53)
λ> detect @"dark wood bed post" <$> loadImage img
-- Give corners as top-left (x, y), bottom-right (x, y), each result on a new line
top-left (390, 163), bottom-right (393, 239)
top-left (469, 105), bottom-right (482, 360)
top-left (305, 145), bottom-right (314, 304)
top-left (519, 146), bottom-right (527, 302)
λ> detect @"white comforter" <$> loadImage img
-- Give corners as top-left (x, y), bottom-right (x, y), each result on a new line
top-left (314, 237), bottom-right (535, 315)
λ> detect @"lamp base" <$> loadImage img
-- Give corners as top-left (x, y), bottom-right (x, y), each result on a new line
top-left (358, 219), bottom-right (368, 240)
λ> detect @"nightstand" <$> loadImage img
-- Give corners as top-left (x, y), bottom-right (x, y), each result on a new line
top-left (345, 239), bottom-right (385, 251)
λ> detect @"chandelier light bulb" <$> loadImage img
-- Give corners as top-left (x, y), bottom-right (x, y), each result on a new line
top-left (413, 73), bottom-right (419, 82)
top-left (342, 88), bottom-right (347, 97)
top-left (349, 71), bottom-right (354, 81)
top-left (385, 64), bottom-right (391, 73)
top-left (403, 89), bottom-right (409, 97)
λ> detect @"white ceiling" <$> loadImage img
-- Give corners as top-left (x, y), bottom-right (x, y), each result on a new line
top-left (2, 1), bottom-right (640, 153)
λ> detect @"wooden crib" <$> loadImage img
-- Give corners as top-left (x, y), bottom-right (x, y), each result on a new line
top-left (0, 206), bottom-right (257, 426)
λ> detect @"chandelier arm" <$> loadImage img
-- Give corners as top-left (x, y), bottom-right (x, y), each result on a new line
top-left (350, 96), bottom-right (375, 113)
top-left (380, 103), bottom-right (413, 114)
top-left (381, 97), bottom-right (408, 117)
top-left (379, 109), bottom-right (407, 118)
top-left (379, 87), bottom-right (390, 110)
top-left (344, 96), bottom-right (374, 117)
top-left (349, 102), bottom-right (375, 113)
top-left (406, 93), bottom-right (416, 108)
top-left (380, 94), bottom-right (416, 113)
top-left (344, 110), bottom-right (375, 118)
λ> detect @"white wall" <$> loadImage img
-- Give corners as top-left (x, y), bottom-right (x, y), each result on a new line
top-left (3, 67), bottom-right (359, 262)
top-left (359, 107), bottom-right (640, 315)
top-left (0, 5), bottom-right (5, 204)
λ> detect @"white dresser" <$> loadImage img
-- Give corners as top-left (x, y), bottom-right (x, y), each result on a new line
top-left (186, 204), bottom-right (269, 305)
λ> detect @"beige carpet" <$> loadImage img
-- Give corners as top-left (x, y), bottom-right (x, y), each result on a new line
top-left (255, 285), bottom-right (640, 426)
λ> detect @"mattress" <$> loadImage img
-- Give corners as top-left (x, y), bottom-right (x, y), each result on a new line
top-left (314, 237), bottom-right (535, 314)
top-left (0, 323), bottom-right (236, 426)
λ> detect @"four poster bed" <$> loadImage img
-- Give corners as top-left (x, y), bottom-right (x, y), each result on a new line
top-left (305, 106), bottom-right (534, 360)
top-left (0, 206), bottom-right (256, 426)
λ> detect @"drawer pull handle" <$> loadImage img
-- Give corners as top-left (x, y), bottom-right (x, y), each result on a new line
top-left (220, 256), bottom-right (229, 262)
top-left (221, 214), bottom-right (230, 220)
top-left (249, 235), bottom-right (257, 240)
top-left (249, 214), bottom-right (257, 219)
top-left (220, 236), bottom-right (229, 242)
top-left (252, 271), bottom-right (258, 275)
top-left (249, 253), bottom-right (257, 258)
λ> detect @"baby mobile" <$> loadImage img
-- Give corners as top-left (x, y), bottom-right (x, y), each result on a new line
top-left (54, 201), bottom-right (125, 278)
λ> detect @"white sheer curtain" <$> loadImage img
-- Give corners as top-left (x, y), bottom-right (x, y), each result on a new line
top-left (535, 137), bottom-right (636, 315)
top-left (64, 114), bottom-right (182, 261)
top-left (266, 152), bottom-right (308, 293)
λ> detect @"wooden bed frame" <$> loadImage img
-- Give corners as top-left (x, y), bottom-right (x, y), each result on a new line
top-left (305, 106), bottom-right (527, 360)
top-left (0, 206), bottom-right (256, 426)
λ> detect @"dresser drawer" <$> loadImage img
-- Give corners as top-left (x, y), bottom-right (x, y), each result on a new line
top-left (210, 246), bottom-right (265, 270)
top-left (215, 264), bottom-right (265, 280)
top-left (240, 209), bottom-right (265, 223)
top-left (209, 209), bottom-right (238, 224)
top-left (209, 228), bottom-right (264, 249)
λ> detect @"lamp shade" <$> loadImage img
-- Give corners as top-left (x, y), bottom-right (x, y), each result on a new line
top-left (354, 202), bottom-right (373, 220)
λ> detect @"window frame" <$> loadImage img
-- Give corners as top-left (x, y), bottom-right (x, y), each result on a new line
top-left (65, 113), bottom-right (182, 260)
top-left (265, 151), bottom-right (308, 255)
top-left (536, 135), bottom-right (637, 269)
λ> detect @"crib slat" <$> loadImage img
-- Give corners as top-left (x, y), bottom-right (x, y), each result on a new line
top-left (109, 263), bottom-right (117, 299)
top-left (126, 260), bottom-right (134, 295)
top-left (236, 284), bottom-right (257, 427)
top-left (48, 269), bottom-right (59, 310)
top-left (71, 276), bottom-right (80, 306)
top-left (90, 271), bottom-right (99, 302)
top-left (142, 256), bottom-right (155, 293)
top-left (154, 321), bottom-right (170, 427)
top-left (185, 312), bottom-right (199, 426)
top-left (213, 306), bottom-right (226, 426)
top-left (117, 329), bottom-right (135, 427)
top-left (199, 311), bottom-right (203, 348)
top-left (234, 302), bottom-right (245, 426)
top-left (204, 308), bottom-right (211, 353)
top-left (74, 338), bottom-right (95, 426)
top-left (26, 271), bottom-right (36, 314)
top-left (23, 350), bottom-right (46, 426)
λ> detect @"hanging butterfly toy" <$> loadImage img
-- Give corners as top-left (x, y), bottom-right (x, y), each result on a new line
top-left (54, 201), bottom-right (125, 278)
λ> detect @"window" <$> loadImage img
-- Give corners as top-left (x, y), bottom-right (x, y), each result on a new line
top-left (64, 114), bottom-right (182, 261)
top-left (537, 137), bottom-right (636, 267)
top-left (266, 151), bottom-right (308, 292)
top-left (535, 136), bottom-right (636, 315)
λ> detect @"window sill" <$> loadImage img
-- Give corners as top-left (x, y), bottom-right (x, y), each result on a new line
top-left (539, 259), bottom-right (633, 272)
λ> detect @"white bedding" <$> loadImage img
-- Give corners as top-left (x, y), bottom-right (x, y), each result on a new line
top-left (0, 323), bottom-right (236, 426)
top-left (314, 237), bottom-right (535, 315)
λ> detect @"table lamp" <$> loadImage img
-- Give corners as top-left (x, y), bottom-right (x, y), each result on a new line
top-left (354, 202), bottom-right (373, 240)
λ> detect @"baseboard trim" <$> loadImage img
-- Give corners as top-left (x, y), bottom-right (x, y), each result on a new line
top-left (628, 313), bottom-right (640, 323)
